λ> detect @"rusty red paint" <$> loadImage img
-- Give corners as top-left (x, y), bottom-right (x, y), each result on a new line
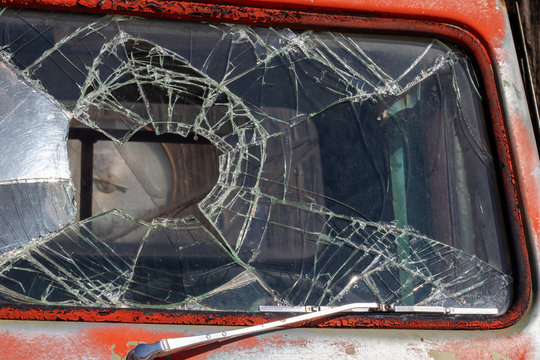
top-left (0, 325), bottom-right (312, 360)
top-left (0, 0), bottom-right (509, 49)
top-left (0, 326), bottom-right (191, 359)
top-left (433, 332), bottom-right (534, 360)
top-left (508, 109), bottom-right (540, 253)
top-left (0, 324), bottom-right (533, 360)
top-left (0, 0), bottom-right (530, 331)
top-left (233, 0), bottom-right (509, 48)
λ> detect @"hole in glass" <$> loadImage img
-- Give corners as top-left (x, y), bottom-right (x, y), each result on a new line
top-left (67, 127), bottom-right (221, 226)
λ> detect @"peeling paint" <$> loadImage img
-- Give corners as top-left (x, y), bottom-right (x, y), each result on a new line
top-left (0, 326), bottom-right (192, 360)
top-left (432, 333), bottom-right (534, 360)
top-left (429, 350), bottom-right (458, 360)
top-left (110, 344), bottom-right (122, 360)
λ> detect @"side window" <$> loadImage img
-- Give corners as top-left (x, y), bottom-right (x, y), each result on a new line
top-left (0, 9), bottom-right (512, 318)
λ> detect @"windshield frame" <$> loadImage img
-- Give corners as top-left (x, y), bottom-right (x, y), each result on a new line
top-left (0, 1), bottom-right (530, 330)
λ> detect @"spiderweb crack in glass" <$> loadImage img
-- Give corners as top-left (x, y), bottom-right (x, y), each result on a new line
top-left (0, 10), bottom-right (511, 313)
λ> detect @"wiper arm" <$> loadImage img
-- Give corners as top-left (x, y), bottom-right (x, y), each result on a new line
top-left (126, 303), bottom-right (498, 360)
top-left (126, 302), bottom-right (379, 360)
top-left (260, 305), bottom-right (498, 315)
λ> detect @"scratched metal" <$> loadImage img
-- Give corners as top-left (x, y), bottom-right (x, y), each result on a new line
top-left (0, 9), bottom-right (511, 313)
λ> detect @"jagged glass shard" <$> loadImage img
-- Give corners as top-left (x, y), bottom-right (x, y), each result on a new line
top-left (125, 217), bottom-right (245, 306)
top-left (0, 52), bottom-right (75, 253)
top-left (0, 181), bottom-right (75, 253)
top-left (196, 271), bottom-right (278, 312)
top-left (0, 211), bottom-right (244, 307)
top-left (0, 9), bottom-right (512, 314)
top-left (0, 61), bottom-right (70, 181)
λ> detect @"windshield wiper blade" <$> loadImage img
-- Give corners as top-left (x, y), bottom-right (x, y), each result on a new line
top-left (260, 305), bottom-right (498, 315)
top-left (392, 306), bottom-right (498, 315)
top-left (126, 302), bottom-right (379, 360)
top-left (126, 303), bottom-right (498, 360)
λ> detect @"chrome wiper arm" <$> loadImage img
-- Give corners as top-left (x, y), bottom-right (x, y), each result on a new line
top-left (126, 302), bottom-right (379, 360)
top-left (259, 305), bottom-right (498, 315)
top-left (126, 303), bottom-right (498, 360)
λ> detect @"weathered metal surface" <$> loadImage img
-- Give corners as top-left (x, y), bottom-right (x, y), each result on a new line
top-left (0, 320), bottom-right (535, 359)
top-left (0, 0), bottom-right (537, 359)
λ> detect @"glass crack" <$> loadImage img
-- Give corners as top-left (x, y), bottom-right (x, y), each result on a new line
top-left (0, 10), bottom-right (511, 314)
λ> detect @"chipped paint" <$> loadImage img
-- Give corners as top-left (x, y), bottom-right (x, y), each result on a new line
top-left (0, 0), bottom-right (509, 49)
top-left (429, 350), bottom-right (458, 360)
top-left (0, 325), bottom-right (191, 360)
top-left (430, 333), bottom-right (534, 360)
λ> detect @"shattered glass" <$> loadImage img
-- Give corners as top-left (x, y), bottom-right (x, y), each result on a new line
top-left (0, 9), bottom-right (512, 314)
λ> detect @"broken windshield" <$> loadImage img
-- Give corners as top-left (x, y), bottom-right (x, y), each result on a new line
top-left (0, 9), bottom-right (511, 315)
